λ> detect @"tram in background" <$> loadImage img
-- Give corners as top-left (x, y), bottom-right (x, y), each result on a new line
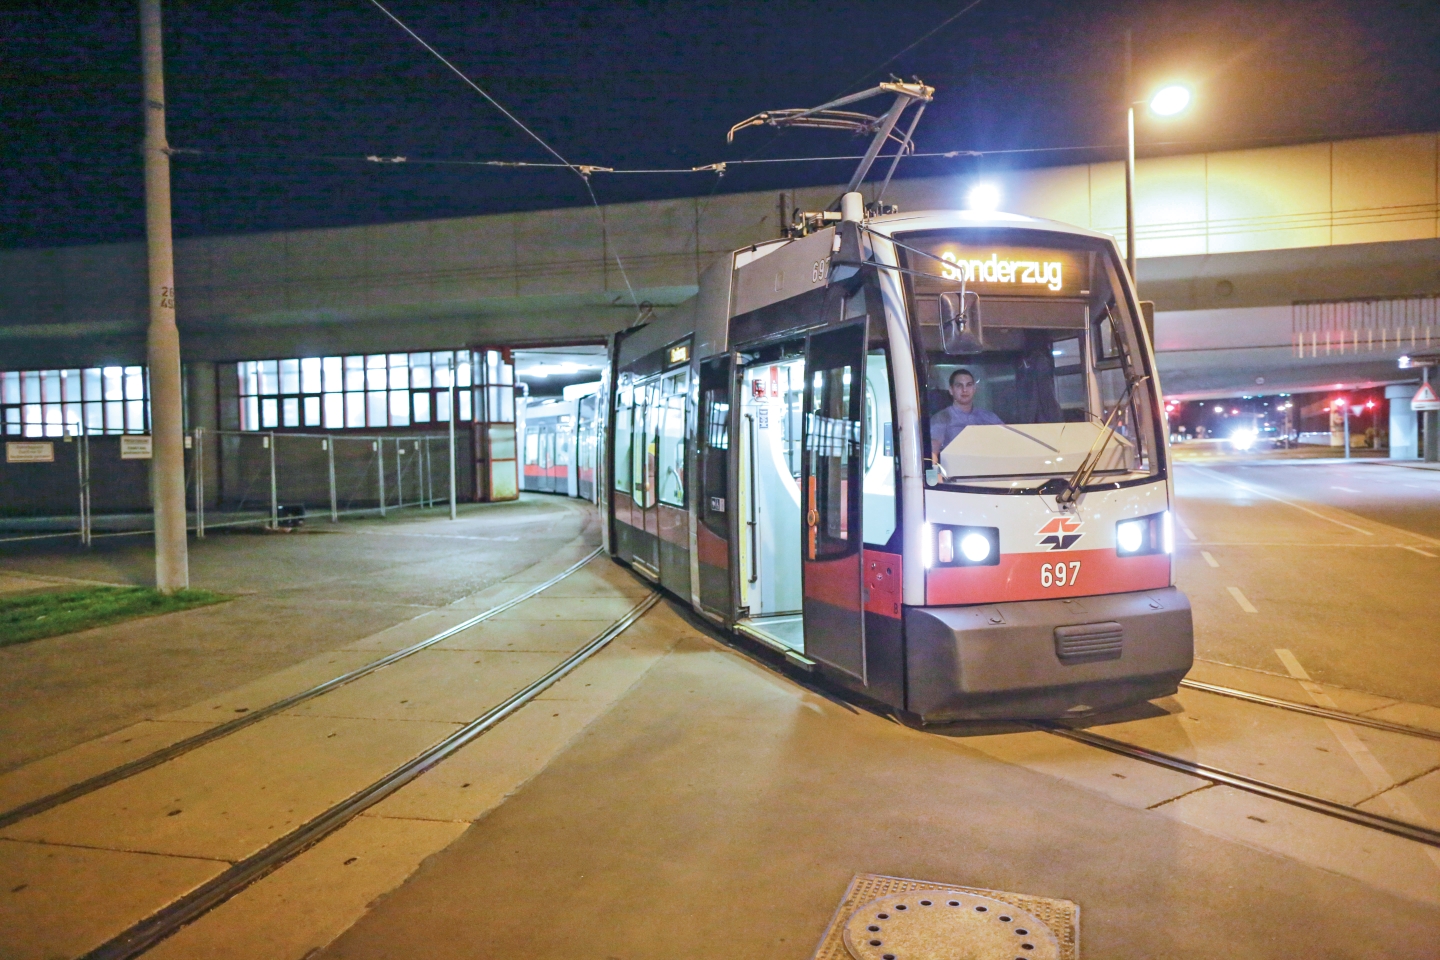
top-left (518, 389), bottom-right (600, 502)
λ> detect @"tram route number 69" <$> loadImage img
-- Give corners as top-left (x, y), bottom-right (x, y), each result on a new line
top-left (1040, 561), bottom-right (1080, 588)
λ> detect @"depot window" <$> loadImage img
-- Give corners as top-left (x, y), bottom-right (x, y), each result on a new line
top-left (0, 366), bottom-right (150, 437)
top-left (236, 352), bottom-right (472, 431)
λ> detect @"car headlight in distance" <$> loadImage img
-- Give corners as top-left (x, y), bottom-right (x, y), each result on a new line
top-left (930, 524), bottom-right (1000, 567)
top-left (1115, 513), bottom-right (1166, 556)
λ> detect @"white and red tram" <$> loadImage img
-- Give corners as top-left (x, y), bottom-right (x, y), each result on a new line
top-left (603, 191), bottom-right (1193, 722)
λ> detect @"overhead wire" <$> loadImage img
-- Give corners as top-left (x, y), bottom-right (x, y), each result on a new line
top-left (362, 0), bottom-right (641, 313)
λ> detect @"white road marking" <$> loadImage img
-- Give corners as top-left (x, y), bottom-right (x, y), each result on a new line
top-left (1179, 521), bottom-right (1198, 541)
top-left (1192, 467), bottom-right (1375, 537)
top-left (1399, 544), bottom-right (1438, 558)
top-left (1226, 586), bottom-right (1258, 613)
top-left (1331, 486), bottom-right (1360, 493)
top-left (1201, 551), bottom-right (1219, 567)
top-left (1274, 648), bottom-right (1440, 864)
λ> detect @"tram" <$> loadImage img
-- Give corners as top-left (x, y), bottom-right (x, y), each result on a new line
top-left (603, 83), bottom-right (1193, 722)
top-left (519, 391), bottom-right (601, 502)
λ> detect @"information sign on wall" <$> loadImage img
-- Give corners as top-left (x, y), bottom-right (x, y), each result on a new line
top-left (120, 435), bottom-right (154, 460)
top-left (5, 442), bottom-right (55, 463)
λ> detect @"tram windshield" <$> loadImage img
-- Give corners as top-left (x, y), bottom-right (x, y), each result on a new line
top-left (897, 230), bottom-right (1160, 490)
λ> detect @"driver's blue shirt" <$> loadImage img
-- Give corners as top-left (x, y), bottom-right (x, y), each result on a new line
top-left (931, 404), bottom-right (1004, 453)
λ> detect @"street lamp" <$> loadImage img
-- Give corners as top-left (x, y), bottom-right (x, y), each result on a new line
top-left (1124, 31), bottom-right (1192, 282)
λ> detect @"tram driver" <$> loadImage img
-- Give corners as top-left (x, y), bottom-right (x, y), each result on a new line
top-left (930, 368), bottom-right (1004, 453)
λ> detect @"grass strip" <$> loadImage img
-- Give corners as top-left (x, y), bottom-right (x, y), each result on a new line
top-left (0, 586), bottom-right (230, 648)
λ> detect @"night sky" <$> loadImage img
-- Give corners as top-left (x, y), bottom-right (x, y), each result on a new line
top-left (4, 0), bottom-right (1438, 248)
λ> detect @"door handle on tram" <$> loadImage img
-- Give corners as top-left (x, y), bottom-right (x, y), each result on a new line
top-left (806, 475), bottom-right (818, 559)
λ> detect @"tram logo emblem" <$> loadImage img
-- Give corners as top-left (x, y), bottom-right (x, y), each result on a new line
top-left (1036, 517), bottom-right (1084, 551)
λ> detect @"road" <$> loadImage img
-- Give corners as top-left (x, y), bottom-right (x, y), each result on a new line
top-left (1172, 458), bottom-right (1439, 707)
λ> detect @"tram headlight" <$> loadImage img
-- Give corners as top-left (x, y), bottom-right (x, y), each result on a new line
top-left (1115, 513), bottom-right (1166, 556)
top-left (929, 524), bottom-right (1000, 567)
top-left (960, 532), bottom-right (992, 563)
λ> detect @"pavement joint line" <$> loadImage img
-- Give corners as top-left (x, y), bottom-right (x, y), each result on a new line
top-left (1177, 681), bottom-right (1440, 742)
top-left (1037, 724), bottom-right (1440, 848)
top-left (0, 835), bottom-right (233, 864)
top-left (79, 590), bottom-right (663, 960)
top-left (1274, 648), bottom-right (1440, 867)
top-left (0, 546), bottom-right (604, 832)
top-left (1226, 586), bottom-right (1258, 613)
top-left (1144, 782), bottom-right (1216, 810)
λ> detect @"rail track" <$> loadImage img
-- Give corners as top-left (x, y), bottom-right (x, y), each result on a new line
top-left (85, 587), bottom-right (660, 960)
top-left (0, 546), bottom-right (607, 831)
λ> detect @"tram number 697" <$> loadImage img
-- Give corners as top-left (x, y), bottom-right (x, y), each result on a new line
top-left (1041, 561), bottom-right (1081, 588)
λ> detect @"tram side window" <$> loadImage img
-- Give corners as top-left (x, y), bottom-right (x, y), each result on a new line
top-left (657, 370), bottom-right (687, 507)
top-left (632, 379), bottom-right (657, 508)
top-left (863, 345), bottom-right (898, 547)
top-left (613, 381), bottom-right (633, 494)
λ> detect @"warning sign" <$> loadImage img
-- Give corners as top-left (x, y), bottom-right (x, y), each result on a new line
top-left (120, 435), bottom-right (153, 460)
top-left (1413, 382), bottom-right (1440, 412)
top-left (5, 442), bottom-right (54, 463)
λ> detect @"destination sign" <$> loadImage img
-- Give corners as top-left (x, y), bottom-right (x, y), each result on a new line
top-left (903, 239), bottom-right (1091, 298)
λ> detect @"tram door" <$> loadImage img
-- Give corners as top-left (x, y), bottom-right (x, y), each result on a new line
top-left (801, 323), bottom-right (866, 682)
top-left (630, 377), bottom-right (661, 575)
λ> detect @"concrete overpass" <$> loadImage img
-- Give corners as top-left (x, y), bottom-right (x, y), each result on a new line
top-left (2, 130), bottom-right (1437, 398)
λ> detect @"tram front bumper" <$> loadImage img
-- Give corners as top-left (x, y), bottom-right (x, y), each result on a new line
top-left (905, 587), bottom-right (1194, 722)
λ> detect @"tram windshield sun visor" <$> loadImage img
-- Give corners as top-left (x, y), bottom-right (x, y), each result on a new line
top-left (899, 230), bottom-right (1160, 490)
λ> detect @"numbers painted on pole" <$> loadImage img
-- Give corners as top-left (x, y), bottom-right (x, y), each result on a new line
top-left (1040, 561), bottom-right (1081, 588)
top-left (811, 257), bottom-right (830, 283)
top-left (160, 286), bottom-right (175, 310)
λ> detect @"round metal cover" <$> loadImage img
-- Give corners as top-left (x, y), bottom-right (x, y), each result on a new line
top-left (842, 888), bottom-right (1061, 960)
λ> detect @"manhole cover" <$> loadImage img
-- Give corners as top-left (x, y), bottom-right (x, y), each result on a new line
top-left (841, 889), bottom-right (1062, 960)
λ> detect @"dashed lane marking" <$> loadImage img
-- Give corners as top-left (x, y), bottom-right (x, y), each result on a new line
top-left (1201, 551), bottom-right (1219, 568)
top-left (1399, 544), bottom-right (1438, 558)
top-left (1226, 586), bottom-right (1258, 613)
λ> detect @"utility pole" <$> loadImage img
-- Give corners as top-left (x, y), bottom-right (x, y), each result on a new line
top-left (140, 0), bottom-right (189, 591)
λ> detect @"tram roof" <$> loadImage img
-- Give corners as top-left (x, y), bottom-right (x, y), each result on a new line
top-left (865, 209), bottom-right (1114, 245)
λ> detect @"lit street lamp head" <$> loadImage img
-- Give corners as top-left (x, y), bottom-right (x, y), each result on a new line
top-left (1149, 85), bottom-right (1192, 116)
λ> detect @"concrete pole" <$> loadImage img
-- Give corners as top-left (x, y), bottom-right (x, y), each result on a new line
top-left (140, 0), bottom-right (189, 590)
top-left (1343, 407), bottom-right (1351, 459)
top-left (448, 358), bottom-right (458, 520)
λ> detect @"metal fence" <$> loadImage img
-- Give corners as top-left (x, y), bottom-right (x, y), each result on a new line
top-left (1, 426), bottom-right (462, 547)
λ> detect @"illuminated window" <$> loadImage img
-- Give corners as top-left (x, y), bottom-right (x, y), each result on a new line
top-left (0, 365), bottom-right (149, 436)
top-left (236, 351), bottom-right (473, 432)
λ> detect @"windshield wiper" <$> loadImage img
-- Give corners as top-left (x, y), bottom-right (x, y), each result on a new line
top-left (1043, 373), bottom-right (1149, 505)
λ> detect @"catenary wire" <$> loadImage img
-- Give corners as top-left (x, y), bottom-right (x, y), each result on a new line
top-left (362, 0), bottom-right (641, 313)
